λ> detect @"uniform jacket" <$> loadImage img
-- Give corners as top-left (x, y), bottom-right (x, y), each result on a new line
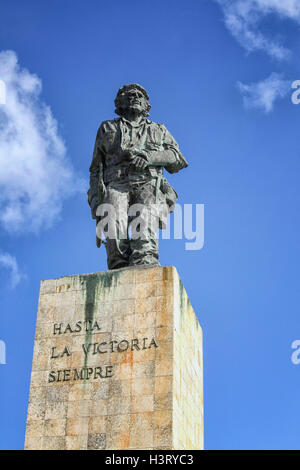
top-left (88, 117), bottom-right (188, 219)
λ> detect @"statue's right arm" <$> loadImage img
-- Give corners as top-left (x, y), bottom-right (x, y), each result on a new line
top-left (88, 124), bottom-right (105, 220)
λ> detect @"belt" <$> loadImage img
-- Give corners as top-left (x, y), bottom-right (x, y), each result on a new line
top-left (104, 164), bottom-right (163, 184)
top-left (104, 166), bottom-right (129, 183)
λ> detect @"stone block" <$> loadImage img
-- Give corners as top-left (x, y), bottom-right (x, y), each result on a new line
top-left (25, 266), bottom-right (203, 449)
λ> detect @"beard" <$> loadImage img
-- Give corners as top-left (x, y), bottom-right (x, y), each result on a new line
top-left (119, 103), bottom-right (147, 117)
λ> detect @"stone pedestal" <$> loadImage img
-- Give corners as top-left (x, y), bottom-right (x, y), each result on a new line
top-left (25, 266), bottom-right (203, 450)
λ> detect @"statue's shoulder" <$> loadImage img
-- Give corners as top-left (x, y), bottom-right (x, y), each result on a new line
top-left (98, 118), bottom-right (120, 134)
top-left (146, 119), bottom-right (161, 126)
top-left (146, 119), bottom-right (166, 131)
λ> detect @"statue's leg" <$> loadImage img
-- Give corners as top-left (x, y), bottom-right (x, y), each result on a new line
top-left (102, 183), bottom-right (130, 270)
top-left (129, 181), bottom-right (160, 266)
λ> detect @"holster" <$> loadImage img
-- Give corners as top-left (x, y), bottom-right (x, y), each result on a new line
top-left (158, 177), bottom-right (178, 229)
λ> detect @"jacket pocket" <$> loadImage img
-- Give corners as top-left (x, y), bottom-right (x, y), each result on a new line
top-left (102, 131), bottom-right (116, 150)
top-left (147, 126), bottom-right (162, 148)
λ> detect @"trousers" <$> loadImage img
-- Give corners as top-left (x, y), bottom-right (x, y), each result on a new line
top-left (99, 179), bottom-right (164, 270)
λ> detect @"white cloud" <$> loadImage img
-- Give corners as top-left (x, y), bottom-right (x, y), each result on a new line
top-left (215, 0), bottom-right (300, 59)
top-left (0, 50), bottom-right (85, 234)
top-left (237, 72), bottom-right (291, 112)
top-left (0, 252), bottom-right (25, 289)
top-left (254, 0), bottom-right (300, 18)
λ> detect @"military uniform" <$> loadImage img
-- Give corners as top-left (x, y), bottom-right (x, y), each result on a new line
top-left (88, 116), bottom-right (187, 269)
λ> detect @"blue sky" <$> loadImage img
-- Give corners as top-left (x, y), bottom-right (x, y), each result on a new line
top-left (1, 0), bottom-right (300, 450)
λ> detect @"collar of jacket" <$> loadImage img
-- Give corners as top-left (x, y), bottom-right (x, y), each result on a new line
top-left (120, 117), bottom-right (152, 128)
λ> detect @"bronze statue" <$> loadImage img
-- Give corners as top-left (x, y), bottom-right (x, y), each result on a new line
top-left (88, 84), bottom-right (188, 270)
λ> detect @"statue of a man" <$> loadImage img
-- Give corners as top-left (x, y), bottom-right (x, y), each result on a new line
top-left (88, 83), bottom-right (188, 270)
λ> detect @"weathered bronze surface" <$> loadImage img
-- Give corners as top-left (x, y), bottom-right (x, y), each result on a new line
top-left (88, 84), bottom-right (188, 269)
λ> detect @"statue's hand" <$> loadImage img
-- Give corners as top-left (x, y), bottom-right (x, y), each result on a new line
top-left (129, 148), bottom-right (149, 171)
top-left (120, 148), bottom-right (149, 170)
top-left (130, 155), bottom-right (148, 170)
top-left (98, 180), bottom-right (106, 203)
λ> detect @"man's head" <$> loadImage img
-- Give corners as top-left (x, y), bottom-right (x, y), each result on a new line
top-left (115, 83), bottom-right (151, 118)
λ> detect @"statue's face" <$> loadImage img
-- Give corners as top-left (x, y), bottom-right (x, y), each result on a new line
top-left (118, 88), bottom-right (148, 115)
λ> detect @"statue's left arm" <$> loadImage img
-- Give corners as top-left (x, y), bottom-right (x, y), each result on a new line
top-left (88, 124), bottom-right (105, 220)
top-left (147, 124), bottom-right (188, 173)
